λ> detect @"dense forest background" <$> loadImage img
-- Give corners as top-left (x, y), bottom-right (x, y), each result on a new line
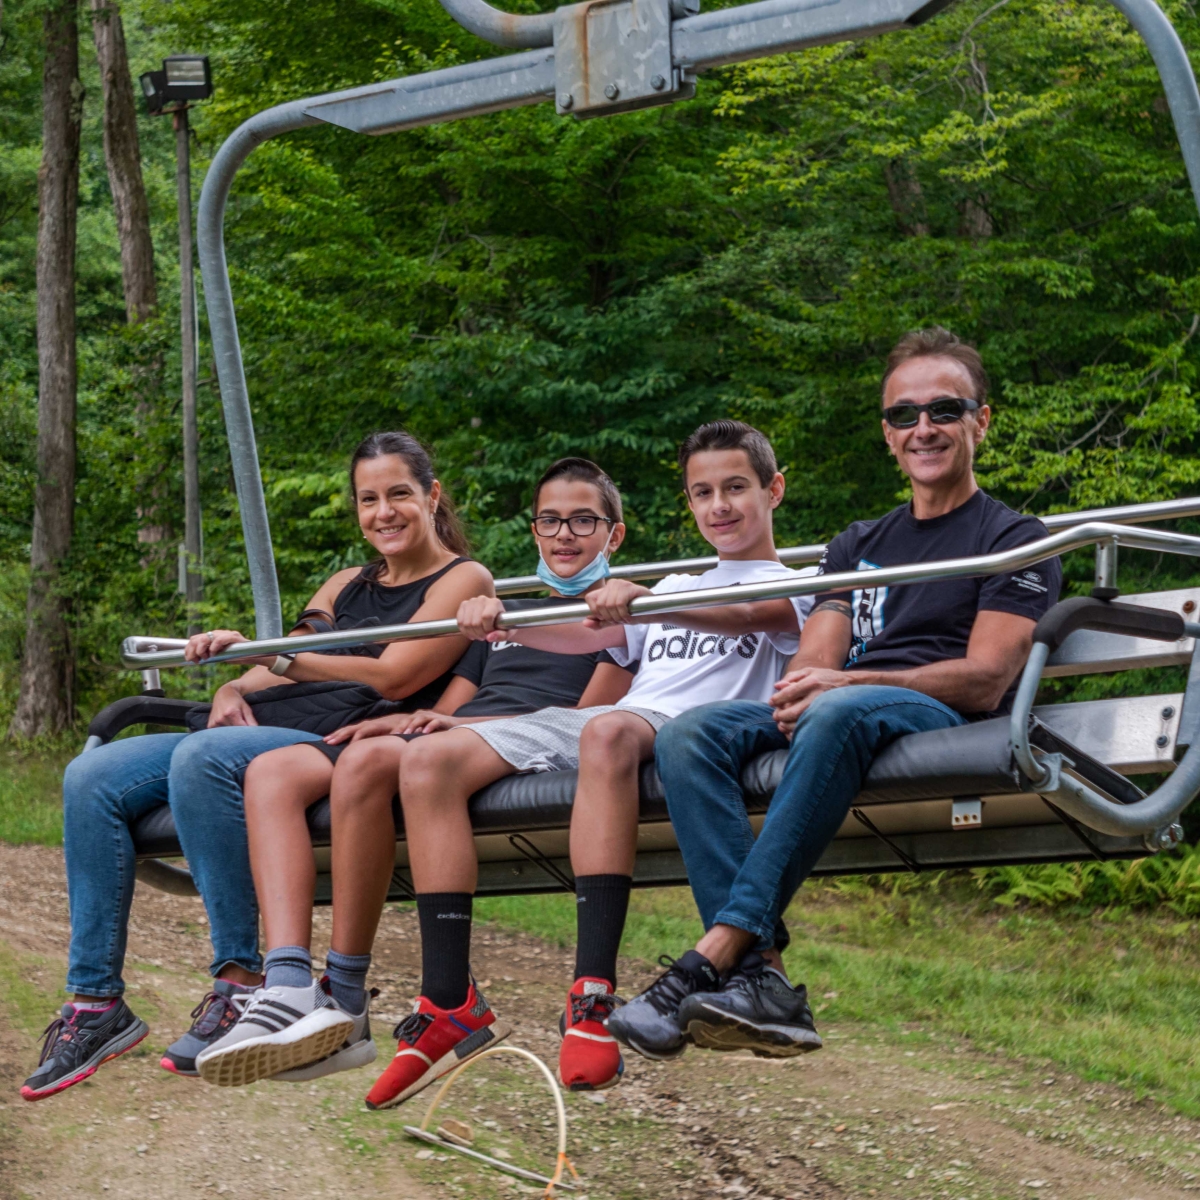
top-left (3, 0), bottom-right (1200, 725)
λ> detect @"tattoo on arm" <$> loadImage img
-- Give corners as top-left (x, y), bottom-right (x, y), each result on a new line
top-left (812, 600), bottom-right (852, 618)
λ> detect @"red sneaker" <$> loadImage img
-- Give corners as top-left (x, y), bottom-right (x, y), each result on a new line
top-left (558, 977), bottom-right (623, 1091)
top-left (364, 983), bottom-right (509, 1110)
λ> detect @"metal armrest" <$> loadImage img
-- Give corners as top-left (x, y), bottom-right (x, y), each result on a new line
top-left (85, 695), bottom-right (202, 751)
top-left (1009, 598), bottom-right (1200, 848)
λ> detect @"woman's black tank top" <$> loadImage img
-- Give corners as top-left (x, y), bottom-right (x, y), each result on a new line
top-left (293, 556), bottom-right (470, 711)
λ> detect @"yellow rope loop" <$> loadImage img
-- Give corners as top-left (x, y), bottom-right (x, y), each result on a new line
top-left (415, 1044), bottom-right (577, 1193)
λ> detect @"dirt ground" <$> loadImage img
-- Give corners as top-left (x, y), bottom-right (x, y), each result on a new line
top-left (1, 841), bottom-right (1198, 1200)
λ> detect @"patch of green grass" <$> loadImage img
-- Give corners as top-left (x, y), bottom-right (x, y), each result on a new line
top-left (481, 881), bottom-right (1200, 1116)
top-left (0, 940), bottom-right (62, 1037)
top-left (0, 745), bottom-right (68, 845)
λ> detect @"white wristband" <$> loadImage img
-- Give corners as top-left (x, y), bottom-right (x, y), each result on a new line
top-left (268, 654), bottom-right (294, 676)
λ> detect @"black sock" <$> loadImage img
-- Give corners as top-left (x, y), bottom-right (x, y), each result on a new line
top-left (675, 948), bottom-right (721, 991)
top-left (574, 874), bottom-right (632, 989)
top-left (417, 893), bottom-right (473, 1010)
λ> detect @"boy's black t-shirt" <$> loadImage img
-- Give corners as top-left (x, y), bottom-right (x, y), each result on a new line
top-left (451, 598), bottom-right (628, 718)
top-left (818, 489), bottom-right (1063, 716)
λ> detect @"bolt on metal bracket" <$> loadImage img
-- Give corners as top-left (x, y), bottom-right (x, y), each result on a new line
top-left (1144, 822), bottom-right (1185, 853)
top-left (554, 0), bottom-right (696, 118)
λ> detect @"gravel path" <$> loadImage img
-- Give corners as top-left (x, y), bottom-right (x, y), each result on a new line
top-left (1, 842), bottom-right (1197, 1200)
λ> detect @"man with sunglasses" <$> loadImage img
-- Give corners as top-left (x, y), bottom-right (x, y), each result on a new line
top-left (608, 326), bottom-right (1062, 1063)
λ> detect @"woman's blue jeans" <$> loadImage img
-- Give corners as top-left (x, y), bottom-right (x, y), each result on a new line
top-left (655, 686), bottom-right (966, 953)
top-left (62, 726), bottom-right (323, 998)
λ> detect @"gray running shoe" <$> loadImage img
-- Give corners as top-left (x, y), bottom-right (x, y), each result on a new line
top-left (196, 982), bottom-right (354, 1087)
top-left (678, 952), bottom-right (822, 1057)
top-left (606, 951), bottom-right (720, 1061)
top-left (271, 985), bottom-right (378, 1082)
top-left (161, 980), bottom-right (254, 1077)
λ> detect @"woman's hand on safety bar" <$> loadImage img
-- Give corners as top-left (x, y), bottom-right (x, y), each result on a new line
top-left (583, 580), bottom-right (652, 629)
top-left (185, 628), bottom-right (278, 666)
top-left (458, 596), bottom-right (509, 643)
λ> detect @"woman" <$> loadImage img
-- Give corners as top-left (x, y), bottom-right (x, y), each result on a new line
top-left (21, 431), bottom-right (490, 1102)
top-left (195, 458), bottom-right (634, 1087)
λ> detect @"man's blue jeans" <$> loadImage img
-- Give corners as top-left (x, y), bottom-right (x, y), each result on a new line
top-left (656, 687), bottom-right (966, 952)
top-left (63, 726), bottom-right (323, 997)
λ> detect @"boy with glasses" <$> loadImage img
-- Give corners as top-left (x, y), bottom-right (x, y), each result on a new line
top-left (364, 420), bottom-right (812, 1107)
top-left (609, 327), bottom-right (1063, 1061)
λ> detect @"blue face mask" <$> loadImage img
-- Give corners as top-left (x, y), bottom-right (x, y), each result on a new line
top-left (536, 531), bottom-right (614, 596)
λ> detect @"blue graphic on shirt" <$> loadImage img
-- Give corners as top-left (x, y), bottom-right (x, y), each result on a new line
top-left (849, 559), bottom-right (886, 665)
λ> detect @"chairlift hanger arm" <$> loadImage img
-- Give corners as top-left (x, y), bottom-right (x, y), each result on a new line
top-left (121, 520), bottom-right (1200, 669)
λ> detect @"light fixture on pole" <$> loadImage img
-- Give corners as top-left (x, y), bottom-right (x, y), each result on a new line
top-left (140, 55), bottom-right (213, 634)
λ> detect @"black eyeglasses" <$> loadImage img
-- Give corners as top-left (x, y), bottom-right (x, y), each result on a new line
top-left (883, 397), bottom-right (982, 428)
top-left (533, 514), bottom-right (613, 537)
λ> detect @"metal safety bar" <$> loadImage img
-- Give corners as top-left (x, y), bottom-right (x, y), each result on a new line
top-left (491, 494), bottom-right (1200, 595)
top-left (196, 0), bottom-right (1200, 641)
top-left (121, 519), bottom-right (1200, 669)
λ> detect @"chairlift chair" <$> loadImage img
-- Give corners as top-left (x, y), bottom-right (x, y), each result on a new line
top-left (95, 0), bottom-right (1200, 897)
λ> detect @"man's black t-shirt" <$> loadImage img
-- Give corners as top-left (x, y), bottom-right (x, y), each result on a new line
top-left (452, 598), bottom-right (628, 718)
top-left (818, 489), bottom-right (1062, 715)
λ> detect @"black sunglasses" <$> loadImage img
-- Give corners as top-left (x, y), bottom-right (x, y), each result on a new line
top-left (533, 513), bottom-right (613, 537)
top-left (883, 396), bottom-right (982, 428)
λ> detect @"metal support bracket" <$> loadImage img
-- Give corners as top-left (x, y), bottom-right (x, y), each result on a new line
top-left (507, 833), bottom-right (577, 891)
top-left (851, 808), bottom-right (921, 873)
top-left (554, 0), bottom-right (694, 119)
top-left (390, 867), bottom-right (417, 901)
top-left (1040, 797), bottom-right (1107, 862)
top-left (950, 797), bottom-right (982, 830)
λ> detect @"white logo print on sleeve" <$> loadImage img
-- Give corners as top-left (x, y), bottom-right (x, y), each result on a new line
top-left (849, 559), bottom-right (887, 664)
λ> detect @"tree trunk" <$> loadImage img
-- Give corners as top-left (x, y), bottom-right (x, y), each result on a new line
top-left (10, 0), bottom-right (83, 739)
top-left (90, 0), bottom-right (155, 322)
top-left (882, 159), bottom-right (930, 237)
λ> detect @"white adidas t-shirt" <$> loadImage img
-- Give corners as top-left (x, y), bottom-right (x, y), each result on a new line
top-left (608, 560), bottom-right (815, 720)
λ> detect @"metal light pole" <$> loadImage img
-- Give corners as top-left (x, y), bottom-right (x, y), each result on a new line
top-left (140, 55), bottom-right (213, 635)
top-left (174, 105), bottom-right (203, 632)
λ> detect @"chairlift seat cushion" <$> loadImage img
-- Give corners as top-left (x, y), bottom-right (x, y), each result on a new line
top-left (132, 715), bottom-right (1118, 858)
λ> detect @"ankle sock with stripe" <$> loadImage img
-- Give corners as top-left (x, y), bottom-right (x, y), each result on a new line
top-left (263, 945), bottom-right (313, 991)
top-left (417, 893), bottom-right (473, 1010)
top-left (325, 949), bottom-right (371, 1015)
top-left (573, 874), bottom-right (632, 989)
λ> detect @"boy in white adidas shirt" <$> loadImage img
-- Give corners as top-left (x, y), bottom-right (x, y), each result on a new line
top-left (368, 421), bottom-right (810, 1108)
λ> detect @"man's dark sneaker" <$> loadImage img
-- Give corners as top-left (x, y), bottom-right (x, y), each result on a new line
top-left (160, 980), bottom-right (254, 1077)
top-left (678, 952), bottom-right (822, 1058)
top-left (606, 951), bottom-right (720, 1062)
top-left (21, 1000), bottom-right (149, 1101)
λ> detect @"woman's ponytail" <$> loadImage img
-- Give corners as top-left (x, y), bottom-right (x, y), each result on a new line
top-left (432, 493), bottom-right (470, 558)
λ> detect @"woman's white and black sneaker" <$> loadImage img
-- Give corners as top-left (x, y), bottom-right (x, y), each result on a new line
top-left (271, 985), bottom-right (379, 1083)
top-left (678, 952), bottom-right (822, 1057)
top-left (606, 951), bottom-right (720, 1061)
top-left (160, 980), bottom-right (254, 1077)
top-left (21, 1000), bottom-right (149, 1101)
top-left (196, 982), bottom-right (354, 1087)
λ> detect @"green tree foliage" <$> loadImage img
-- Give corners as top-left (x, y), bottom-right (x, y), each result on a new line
top-left (2, 0), bottom-right (1200, 721)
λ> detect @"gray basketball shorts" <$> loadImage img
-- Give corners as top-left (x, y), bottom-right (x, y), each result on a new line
top-left (464, 704), bottom-right (671, 774)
